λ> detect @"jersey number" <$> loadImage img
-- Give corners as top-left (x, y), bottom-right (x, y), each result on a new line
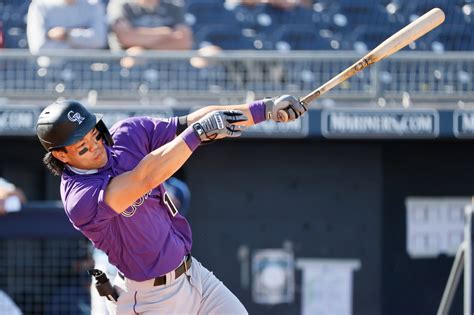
top-left (164, 192), bottom-right (178, 217)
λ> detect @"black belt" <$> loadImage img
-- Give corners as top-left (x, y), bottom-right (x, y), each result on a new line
top-left (119, 254), bottom-right (192, 286)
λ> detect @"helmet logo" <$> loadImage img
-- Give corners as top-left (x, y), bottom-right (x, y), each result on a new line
top-left (67, 111), bottom-right (85, 125)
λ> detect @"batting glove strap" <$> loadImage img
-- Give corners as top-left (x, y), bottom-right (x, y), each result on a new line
top-left (263, 97), bottom-right (276, 121)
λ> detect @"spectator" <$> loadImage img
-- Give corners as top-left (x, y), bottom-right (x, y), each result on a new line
top-left (0, 177), bottom-right (26, 216)
top-left (26, 0), bottom-right (108, 55)
top-left (107, 0), bottom-right (193, 51)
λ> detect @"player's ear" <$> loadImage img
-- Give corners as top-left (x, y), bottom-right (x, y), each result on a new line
top-left (52, 150), bottom-right (69, 163)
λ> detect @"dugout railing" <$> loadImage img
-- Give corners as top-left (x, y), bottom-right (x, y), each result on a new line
top-left (438, 200), bottom-right (474, 315)
top-left (0, 49), bottom-right (473, 106)
top-left (0, 201), bottom-right (88, 315)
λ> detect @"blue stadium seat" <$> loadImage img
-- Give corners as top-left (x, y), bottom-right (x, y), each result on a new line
top-left (0, 0), bottom-right (29, 48)
top-left (271, 25), bottom-right (332, 50)
top-left (185, 0), bottom-right (224, 5)
top-left (194, 24), bottom-right (256, 50)
top-left (338, 3), bottom-right (385, 26)
top-left (256, 4), bottom-right (314, 27)
top-left (185, 0), bottom-right (238, 32)
top-left (405, 1), bottom-right (464, 26)
top-left (435, 24), bottom-right (474, 50)
top-left (3, 25), bottom-right (27, 48)
top-left (232, 3), bottom-right (266, 30)
top-left (352, 25), bottom-right (400, 50)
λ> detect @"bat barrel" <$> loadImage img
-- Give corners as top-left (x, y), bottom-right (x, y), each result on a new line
top-left (279, 8), bottom-right (445, 122)
top-left (369, 8), bottom-right (445, 62)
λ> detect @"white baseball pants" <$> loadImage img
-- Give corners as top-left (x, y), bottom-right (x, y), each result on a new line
top-left (106, 257), bottom-right (248, 315)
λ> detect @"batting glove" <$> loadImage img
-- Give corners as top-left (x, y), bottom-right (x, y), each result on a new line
top-left (192, 110), bottom-right (248, 143)
top-left (264, 95), bottom-right (308, 122)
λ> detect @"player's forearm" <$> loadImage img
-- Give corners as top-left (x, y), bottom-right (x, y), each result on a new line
top-left (105, 134), bottom-right (197, 213)
top-left (187, 104), bottom-right (256, 126)
top-left (138, 137), bottom-right (193, 190)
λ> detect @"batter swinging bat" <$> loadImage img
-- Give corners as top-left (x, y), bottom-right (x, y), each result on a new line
top-left (277, 7), bottom-right (445, 122)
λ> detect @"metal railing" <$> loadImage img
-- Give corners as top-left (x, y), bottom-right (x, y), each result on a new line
top-left (438, 201), bottom-right (474, 315)
top-left (0, 49), bottom-right (473, 105)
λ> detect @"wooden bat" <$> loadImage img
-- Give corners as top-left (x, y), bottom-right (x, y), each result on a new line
top-left (277, 7), bottom-right (445, 122)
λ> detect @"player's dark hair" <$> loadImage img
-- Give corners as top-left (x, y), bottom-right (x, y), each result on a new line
top-left (43, 148), bottom-right (67, 176)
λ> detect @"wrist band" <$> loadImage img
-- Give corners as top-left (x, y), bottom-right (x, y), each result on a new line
top-left (181, 126), bottom-right (201, 151)
top-left (249, 100), bottom-right (266, 124)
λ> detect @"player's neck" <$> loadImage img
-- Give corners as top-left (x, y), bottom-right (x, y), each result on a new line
top-left (67, 165), bottom-right (98, 174)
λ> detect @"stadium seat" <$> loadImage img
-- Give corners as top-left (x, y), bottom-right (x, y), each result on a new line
top-left (0, 1), bottom-right (29, 49)
top-left (194, 24), bottom-right (256, 50)
top-left (185, 0), bottom-right (238, 32)
top-left (271, 25), bottom-right (332, 50)
top-left (232, 3), bottom-right (265, 30)
top-left (337, 2), bottom-right (385, 26)
top-left (352, 25), bottom-right (400, 51)
top-left (434, 24), bottom-right (474, 51)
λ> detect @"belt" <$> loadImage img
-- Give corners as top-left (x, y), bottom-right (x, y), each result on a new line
top-left (119, 254), bottom-right (192, 286)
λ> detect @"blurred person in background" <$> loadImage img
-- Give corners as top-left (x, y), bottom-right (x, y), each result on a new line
top-left (0, 177), bottom-right (26, 216)
top-left (27, 0), bottom-right (108, 54)
top-left (107, 0), bottom-right (193, 51)
top-left (0, 178), bottom-right (25, 312)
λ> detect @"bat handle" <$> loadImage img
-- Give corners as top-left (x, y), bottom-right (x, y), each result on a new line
top-left (276, 98), bottom-right (310, 123)
top-left (277, 109), bottom-right (289, 122)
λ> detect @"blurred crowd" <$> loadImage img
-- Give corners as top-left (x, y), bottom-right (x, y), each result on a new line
top-left (21, 0), bottom-right (313, 54)
top-left (1, 0), bottom-right (471, 53)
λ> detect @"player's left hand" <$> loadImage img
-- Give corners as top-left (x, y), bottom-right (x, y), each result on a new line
top-left (264, 95), bottom-right (308, 122)
top-left (193, 110), bottom-right (248, 143)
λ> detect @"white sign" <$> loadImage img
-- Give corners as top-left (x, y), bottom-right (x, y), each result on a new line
top-left (0, 108), bottom-right (38, 135)
top-left (453, 110), bottom-right (474, 138)
top-left (405, 197), bottom-right (469, 258)
top-left (296, 259), bottom-right (360, 315)
top-left (322, 108), bottom-right (439, 138)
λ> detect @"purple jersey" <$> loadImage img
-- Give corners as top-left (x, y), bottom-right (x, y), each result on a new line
top-left (60, 116), bottom-right (192, 281)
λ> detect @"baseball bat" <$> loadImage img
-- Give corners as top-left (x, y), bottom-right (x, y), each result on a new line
top-left (277, 7), bottom-right (445, 122)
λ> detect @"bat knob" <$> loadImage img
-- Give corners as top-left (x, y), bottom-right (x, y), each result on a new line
top-left (277, 110), bottom-right (289, 122)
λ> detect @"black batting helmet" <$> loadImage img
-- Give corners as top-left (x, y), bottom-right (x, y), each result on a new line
top-left (36, 100), bottom-right (113, 151)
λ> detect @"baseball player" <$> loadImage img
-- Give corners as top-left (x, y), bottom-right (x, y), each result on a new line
top-left (36, 97), bottom-right (307, 314)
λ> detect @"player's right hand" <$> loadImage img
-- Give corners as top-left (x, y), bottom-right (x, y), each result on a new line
top-left (264, 95), bottom-right (308, 122)
top-left (192, 110), bottom-right (248, 143)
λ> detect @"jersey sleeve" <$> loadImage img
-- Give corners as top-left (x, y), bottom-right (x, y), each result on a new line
top-left (110, 116), bottom-right (179, 154)
top-left (63, 175), bottom-right (118, 231)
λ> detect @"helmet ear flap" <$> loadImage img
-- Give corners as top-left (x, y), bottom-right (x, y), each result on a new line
top-left (95, 119), bottom-right (114, 147)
